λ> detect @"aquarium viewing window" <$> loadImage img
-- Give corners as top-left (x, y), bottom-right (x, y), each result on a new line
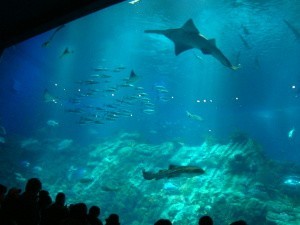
top-left (1, 0), bottom-right (300, 225)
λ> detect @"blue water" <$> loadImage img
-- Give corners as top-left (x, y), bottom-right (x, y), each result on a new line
top-left (3, 0), bottom-right (299, 160)
top-left (2, 1), bottom-right (300, 224)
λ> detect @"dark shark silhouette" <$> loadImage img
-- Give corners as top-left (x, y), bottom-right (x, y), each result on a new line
top-left (142, 165), bottom-right (205, 180)
top-left (145, 19), bottom-right (239, 70)
top-left (283, 19), bottom-right (300, 40)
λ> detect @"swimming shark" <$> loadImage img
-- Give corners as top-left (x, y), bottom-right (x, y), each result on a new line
top-left (283, 19), bottom-right (300, 40)
top-left (145, 19), bottom-right (239, 70)
top-left (142, 165), bottom-right (205, 180)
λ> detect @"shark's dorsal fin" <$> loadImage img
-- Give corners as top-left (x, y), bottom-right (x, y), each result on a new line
top-left (175, 43), bottom-right (192, 55)
top-left (169, 164), bottom-right (179, 169)
top-left (182, 19), bottom-right (200, 33)
top-left (130, 70), bottom-right (137, 79)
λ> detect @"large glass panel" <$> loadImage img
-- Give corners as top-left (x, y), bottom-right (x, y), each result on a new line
top-left (1, 0), bottom-right (300, 224)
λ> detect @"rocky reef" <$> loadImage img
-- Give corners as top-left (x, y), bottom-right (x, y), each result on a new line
top-left (3, 132), bottom-right (300, 225)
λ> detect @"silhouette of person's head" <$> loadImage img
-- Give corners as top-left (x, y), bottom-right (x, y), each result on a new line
top-left (105, 213), bottom-right (120, 225)
top-left (154, 219), bottom-right (172, 225)
top-left (230, 220), bottom-right (247, 225)
top-left (89, 206), bottom-right (100, 217)
top-left (55, 192), bottom-right (66, 206)
top-left (199, 215), bottom-right (213, 225)
top-left (25, 178), bottom-right (42, 194)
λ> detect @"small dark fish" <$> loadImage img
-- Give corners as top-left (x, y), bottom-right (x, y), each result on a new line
top-left (79, 177), bottom-right (94, 183)
top-left (101, 185), bottom-right (120, 192)
top-left (84, 80), bottom-right (99, 85)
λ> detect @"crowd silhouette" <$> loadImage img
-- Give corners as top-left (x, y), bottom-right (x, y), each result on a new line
top-left (0, 178), bottom-right (247, 225)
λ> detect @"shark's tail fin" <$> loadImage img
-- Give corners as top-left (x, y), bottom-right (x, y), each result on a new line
top-left (231, 64), bottom-right (241, 71)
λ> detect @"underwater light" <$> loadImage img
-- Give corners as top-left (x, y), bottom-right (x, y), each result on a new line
top-left (235, 97), bottom-right (239, 100)
top-left (292, 85), bottom-right (296, 89)
top-left (283, 176), bottom-right (300, 186)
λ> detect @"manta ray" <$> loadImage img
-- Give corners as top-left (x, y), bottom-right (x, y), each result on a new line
top-left (145, 19), bottom-right (239, 70)
top-left (142, 165), bottom-right (205, 180)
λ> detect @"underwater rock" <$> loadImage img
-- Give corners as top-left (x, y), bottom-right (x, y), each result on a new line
top-left (67, 166), bottom-right (87, 182)
top-left (24, 132), bottom-right (300, 225)
top-left (226, 140), bottom-right (265, 174)
top-left (229, 131), bottom-right (250, 145)
top-left (86, 161), bottom-right (99, 168)
top-left (244, 197), bottom-right (267, 215)
top-left (267, 211), bottom-right (296, 225)
top-left (245, 183), bottom-right (270, 200)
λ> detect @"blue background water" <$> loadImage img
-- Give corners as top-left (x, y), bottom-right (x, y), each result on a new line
top-left (1, 0), bottom-right (300, 163)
